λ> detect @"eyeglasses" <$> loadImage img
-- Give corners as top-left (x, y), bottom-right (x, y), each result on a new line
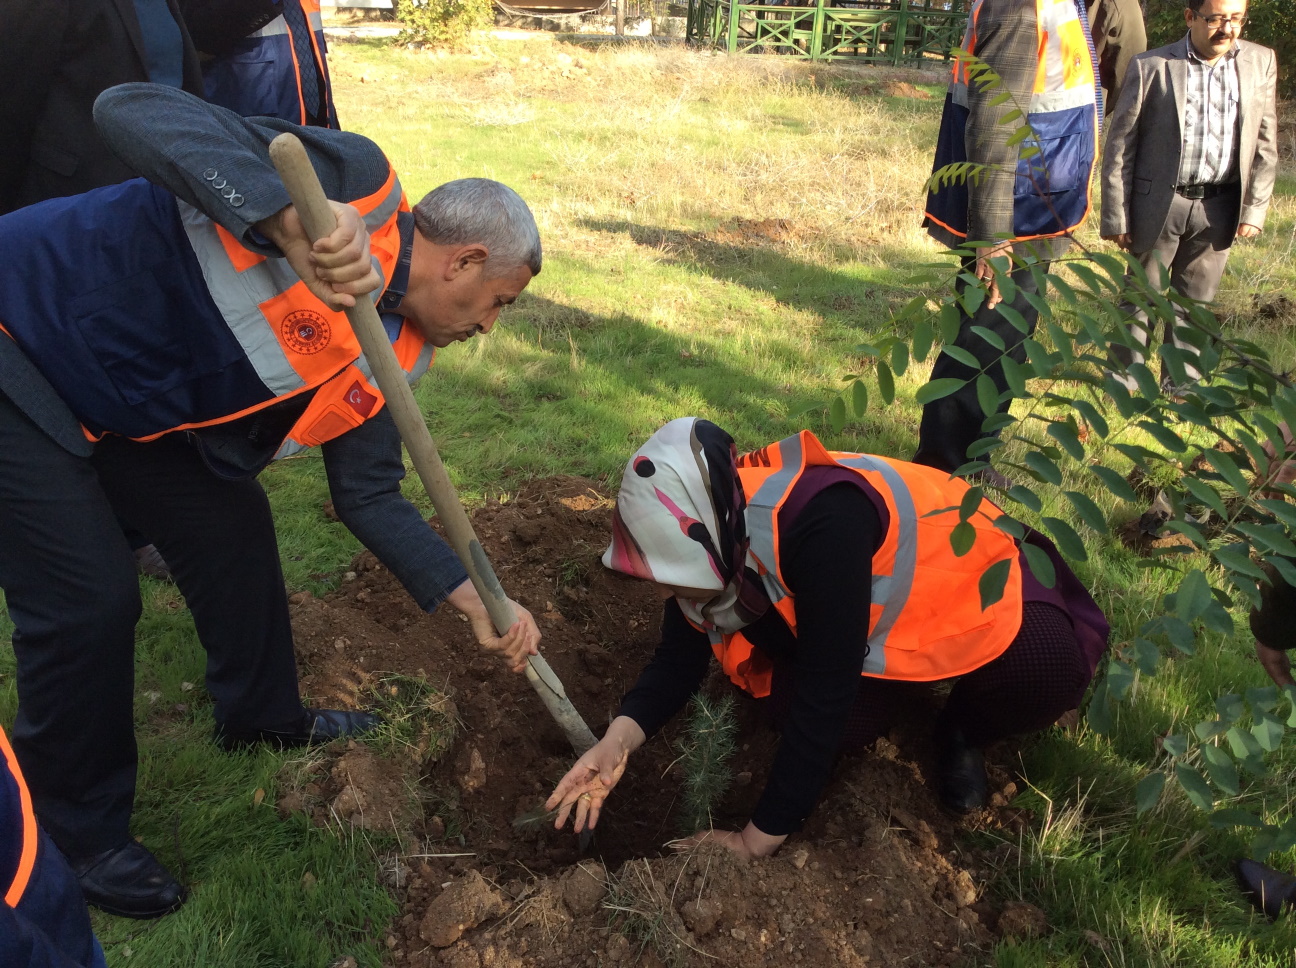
top-left (1191, 12), bottom-right (1247, 29)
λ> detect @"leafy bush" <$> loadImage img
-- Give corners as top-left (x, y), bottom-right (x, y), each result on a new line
top-left (835, 49), bottom-right (1296, 853)
top-left (1143, 0), bottom-right (1294, 98)
top-left (395, 0), bottom-right (494, 48)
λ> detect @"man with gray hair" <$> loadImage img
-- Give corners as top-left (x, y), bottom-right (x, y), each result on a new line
top-left (0, 83), bottom-right (542, 919)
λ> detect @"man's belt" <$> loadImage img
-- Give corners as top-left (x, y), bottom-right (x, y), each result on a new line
top-left (1175, 182), bottom-right (1239, 200)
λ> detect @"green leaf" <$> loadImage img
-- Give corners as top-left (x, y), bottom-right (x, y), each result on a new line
top-left (1023, 451), bottom-right (1062, 485)
top-left (915, 378), bottom-right (968, 406)
top-left (876, 360), bottom-right (895, 405)
top-left (1210, 808), bottom-right (1266, 829)
top-left (1194, 718), bottom-right (1226, 741)
top-left (1041, 516), bottom-right (1088, 560)
top-left (1000, 356), bottom-right (1028, 397)
top-left (1206, 449), bottom-right (1252, 496)
top-left (1246, 686), bottom-right (1279, 713)
top-left (1175, 763), bottom-right (1214, 811)
top-left (978, 558), bottom-right (1013, 610)
top-left (1070, 398), bottom-right (1109, 438)
top-left (969, 325), bottom-right (1005, 351)
top-left (1200, 744), bottom-right (1240, 796)
top-left (1162, 733), bottom-right (1189, 757)
top-left (1217, 693), bottom-right (1244, 724)
top-left (890, 340), bottom-right (909, 377)
top-left (958, 485), bottom-right (985, 523)
top-left (1106, 659), bottom-right (1135, 701)
top-left (1182, 477), bottom-right (1228, 518)
top-left (1175, 569), bottom-right (1213, 623)
top-left (1088, 465), bottom-right (1139, 503)
top-left (1137, 420), bottom-right (1187, 454)
top-left (975, 374), bottom-right (1000, 417)
top-left (1063, 490), bottom-right (1107, 533)
top-left (1228, 724), bottom-right (1263, 759)
top-left (1047, 420), bottom-right (1086, 461)
top-left (829, 396), bottom-right (846, 432)
top-left (1135, 772), bottom-right (1165, 815)
top-left (1214, 543), bottom-right (1267, 581)
top-left (938, 302), bottom-right (962, 345)
top-left (992, 516), bottom-right (1025, 540)
top-left (851, 379), bottom-right (869, 418)
top-left (1234, 522), bottom-right (1296, 558)
top-left (1160, 615), bottom-right (1197, 653)
top-left (1085, 679), bottom-right (1112, 735)
top-left (1132, 637), bottom-right (1160, 675)
top-left (911, 319), bottom-right (934, 364)
top-left (998, 304), bottom-right (1030, 334)
top-left (1022, 542), bottom-right (1056, 588)
top-left (1006, 484), bottom-right (1042, 513)
top-left (950, 521), bottom-right (976, 557)
top-left (1252, 710), bottom-right (1284, 752)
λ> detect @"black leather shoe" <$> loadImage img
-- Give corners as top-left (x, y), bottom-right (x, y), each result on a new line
top-left (215, 707), bottom-right (382, 752)
top-left (1236, 858), bottom-right (1296, 919)
top-left (72, 841), bottom-right (186, 920)
top-left (935, 726), bottom-right (988, 814)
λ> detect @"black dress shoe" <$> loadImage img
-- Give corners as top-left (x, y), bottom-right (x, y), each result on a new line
top-left (1236, 858), bottom-right (1296, 919)
top-left (935, 726), bottom-right (988, 814)
top-left (72, 841), bottom-right (186, 920)
top-left (215, 707), bottom-right (382, 752)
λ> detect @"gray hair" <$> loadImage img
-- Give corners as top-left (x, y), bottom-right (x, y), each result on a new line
top-left (412, 178), bottom-right (542, 277)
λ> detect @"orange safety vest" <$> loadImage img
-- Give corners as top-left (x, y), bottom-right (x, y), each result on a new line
top-left (923, 0), bottom-right (1101, 244)
top-left (276, 319), bottom-right (435, 456)
top-left (712, 431), bottom-right (1024, 698)
top-left (169, 166), bottom-right (411, 445)
top-left (0, 725), bottom-right (37, 909)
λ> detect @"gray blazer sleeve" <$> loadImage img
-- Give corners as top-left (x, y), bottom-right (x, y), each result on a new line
top-left (91, 83), bottom-right (392, 251)
top-left (1240, 46), bottom-right (1279, 231)
top-left (1099, 54), bottom-right (1147, 238)
top-left (964, 0), bottom-right (1038, 244)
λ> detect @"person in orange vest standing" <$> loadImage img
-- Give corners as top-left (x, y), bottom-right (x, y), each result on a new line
top-left (544, 418), bottom-right (1110, 857)
top-left (0, 723), bottom-right (106, 968)
top-left (915, 0), bottom-right (1102, 479)
top-left (182, 0), bottom-right (340, 130)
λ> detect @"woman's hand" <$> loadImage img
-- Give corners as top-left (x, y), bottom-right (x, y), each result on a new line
top-left (255, 200), bottom-right (382, 311)
top-left (670, 822), bottom-right (787, 860)
top-left (446, 584), bottom-right (540, 673)
top-left (546, 717), bottom-right (644, 833)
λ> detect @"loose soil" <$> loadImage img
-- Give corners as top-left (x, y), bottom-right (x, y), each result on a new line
top-left (286, 478), bottom-right (1044, 967)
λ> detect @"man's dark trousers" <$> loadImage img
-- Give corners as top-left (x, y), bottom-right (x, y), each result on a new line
top-left (913, 257), bottom-right (1047, 473)
top-left (0, 390), bottom-right (304, 860)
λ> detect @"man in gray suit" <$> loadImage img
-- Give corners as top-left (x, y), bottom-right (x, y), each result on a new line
top-left (1100, 0), bottom-right (1278, 390)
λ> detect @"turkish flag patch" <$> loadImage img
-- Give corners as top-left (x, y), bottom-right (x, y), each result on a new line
top-left (344, 380), bottom-right (378, 417)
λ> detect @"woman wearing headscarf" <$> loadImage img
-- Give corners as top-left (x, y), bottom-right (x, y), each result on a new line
top-left (545, 418), bottom-right (1110, 858)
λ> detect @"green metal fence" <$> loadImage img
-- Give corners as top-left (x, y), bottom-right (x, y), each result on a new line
top-left (686, 0), bottom-right (967, 65)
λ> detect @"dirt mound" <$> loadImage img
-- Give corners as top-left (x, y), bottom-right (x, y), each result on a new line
top-left (285, 477), bottom-right (1037, 965)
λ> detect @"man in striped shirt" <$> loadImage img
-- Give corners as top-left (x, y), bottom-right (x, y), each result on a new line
top-left (1100, 0), bottom-right (1278, 392)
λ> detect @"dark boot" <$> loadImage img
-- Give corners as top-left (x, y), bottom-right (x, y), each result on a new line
top-left (1236, 858), bottom-right (1296, 919)
top-left (215, 707), bottom-right (382, 752)
top-left (935, 725), bottom-right (988, 814)
top-left (72, 841), bottom-right (187, 920)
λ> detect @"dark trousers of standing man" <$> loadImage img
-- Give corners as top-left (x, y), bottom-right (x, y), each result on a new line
top-left (0, 389), bottom-right (305, 862)
top-left (912, 256), bottom-right (1048, 474)
top-left (1109, 186), bottom-right (1239, 391)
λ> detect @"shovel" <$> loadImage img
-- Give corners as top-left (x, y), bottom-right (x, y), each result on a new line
top-left (269, 133), bottom-right (597, 757)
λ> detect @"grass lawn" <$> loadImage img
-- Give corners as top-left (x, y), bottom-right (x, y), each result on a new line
top-left (2, 35), bottom-right (1295, 966)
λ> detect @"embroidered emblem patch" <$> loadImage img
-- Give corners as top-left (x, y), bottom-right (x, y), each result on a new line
top-left (282, 310), bottom-right (332, 355)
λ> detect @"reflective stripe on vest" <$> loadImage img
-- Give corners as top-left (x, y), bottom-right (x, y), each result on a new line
top-left (0, 727), bottom-right (37, 908)
top-left (717, 431), bottom-right (1024, 695)
top-left (174, 166), bottom-right (405, 404)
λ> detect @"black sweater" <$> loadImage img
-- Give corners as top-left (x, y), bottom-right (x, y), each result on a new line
top-left (618, 483), bottom-right (880, 835)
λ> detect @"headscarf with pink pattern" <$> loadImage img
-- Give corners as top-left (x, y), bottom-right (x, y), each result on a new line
top-left (602, 417), bottom-right (771, 634)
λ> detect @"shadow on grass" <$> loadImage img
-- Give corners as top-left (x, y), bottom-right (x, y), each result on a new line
top-left (577, 217), bottom-right (932, 330)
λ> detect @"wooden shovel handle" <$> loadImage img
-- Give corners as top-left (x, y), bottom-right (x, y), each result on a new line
top-left (268, 133), bottom-right (596, 755)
